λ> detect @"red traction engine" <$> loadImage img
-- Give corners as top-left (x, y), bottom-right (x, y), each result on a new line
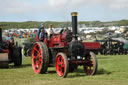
top-left (31, 12), bottom-right (98, 77)
top-left (0, 27), bottom-right (22, 68)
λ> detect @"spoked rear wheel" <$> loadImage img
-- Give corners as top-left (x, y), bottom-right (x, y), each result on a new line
top-left (55, 52), bottom-right (69, 78)
top-left (83, 52), bottom-right (98, 75)
top-left (13, 47), bottom-right (22, 66)
top-left (31, 42), bottom-right (49, 74)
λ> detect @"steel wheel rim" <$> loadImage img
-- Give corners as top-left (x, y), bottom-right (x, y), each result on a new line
top-left (84, 54), bottom-right (94, 75)
top-left (56, 54), bottom-right (65, 76)
top-left (32, 43), bottom-right (42, 74)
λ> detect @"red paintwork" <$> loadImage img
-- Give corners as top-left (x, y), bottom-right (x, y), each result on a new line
top-left (35, 35), bottom-right (39, 42)
top-left (0, 50), bottom-right (8, 53)
top-left (31, 43), bottom-right (42, 74)
top-left (43, 38), bottom-right (48, 45)
top-left (56, 53), bottom-right (65, 76)
top-left (69, 60), bottom-right (89, 64)
top-left (83, 42), bottom-right (100, 50)
top-left (35, 31), bottom-right (68, 48)
top-left (83, 53), bottom-right (95, 75)
top-left (48, 33), bottom-right (68, 48)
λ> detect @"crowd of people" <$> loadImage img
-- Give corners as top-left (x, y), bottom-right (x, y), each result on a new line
top-left (4, 29), bottom-right (37, 39)
top-left (3, 23), bottom-right (55, 42)
top-left (4, 23), bottom-right (54, 41)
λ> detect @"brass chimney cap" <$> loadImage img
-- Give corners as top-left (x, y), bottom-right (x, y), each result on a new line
top-left (71, 12), bottom-right (78, 16)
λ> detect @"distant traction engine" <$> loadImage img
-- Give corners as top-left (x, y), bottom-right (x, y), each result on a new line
top-left (0, 27), bottom-right (22, 68)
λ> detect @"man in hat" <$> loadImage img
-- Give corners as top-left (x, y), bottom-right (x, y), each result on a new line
top-left (37, 23), bottom-right (45, 38)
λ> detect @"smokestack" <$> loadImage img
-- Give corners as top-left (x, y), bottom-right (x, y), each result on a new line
top-left (0, 26), bottom-right (2, 42)
top-left (71, 12), bottom-right (78, 37)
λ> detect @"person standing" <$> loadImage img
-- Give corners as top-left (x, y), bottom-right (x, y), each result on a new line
top-left (47, 24), bottom-right (54, 40)
top-left (37, 23), bottom-right (45, 38)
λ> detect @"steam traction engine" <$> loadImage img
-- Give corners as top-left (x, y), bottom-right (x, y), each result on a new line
top-left (31, 12), bottom-right (98, 77)
top-left (0, 27), bottom-right (22, 68)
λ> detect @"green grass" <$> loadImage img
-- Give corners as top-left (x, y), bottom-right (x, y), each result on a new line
top-left (0, 55), bottom-right (128, 85)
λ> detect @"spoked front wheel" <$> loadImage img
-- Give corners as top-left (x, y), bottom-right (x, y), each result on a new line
top-left (55, 52), bottom-right (69, 78)
top-left (83, 52), bottom-right (98, 75)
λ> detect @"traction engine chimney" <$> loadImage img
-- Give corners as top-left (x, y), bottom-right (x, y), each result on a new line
top-left (71, 12), bottom-right (78, 39)
top-left (0, 26), bottom-right (2, 42)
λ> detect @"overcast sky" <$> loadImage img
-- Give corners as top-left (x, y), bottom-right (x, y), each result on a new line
top-left (0, 0), bottom-right (128, 22)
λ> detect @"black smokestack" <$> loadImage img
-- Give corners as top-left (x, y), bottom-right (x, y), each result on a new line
top-left (0, 26), bottom-right (2, 42)
top-left (71, 12), bottom-right (78, 36)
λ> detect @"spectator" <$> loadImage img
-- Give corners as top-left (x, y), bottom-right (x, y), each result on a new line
top-left (39, 29), bottom-right (46, 42)
top-left (5, 34), bottom-right (11, 40)
top-left (37, 23), bottom-right (45, 38)
top-left (47, 24), bottom-right (54, 40)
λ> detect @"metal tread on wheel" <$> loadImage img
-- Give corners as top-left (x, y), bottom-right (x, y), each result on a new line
top-left (83, 52), bottom-right (98, 75)
top-left (13, 47), bottom-right (22, 66)
top-left (55, 52), bottom-right (69, 78)
top-left (31, 42), bottom-right (49, 74)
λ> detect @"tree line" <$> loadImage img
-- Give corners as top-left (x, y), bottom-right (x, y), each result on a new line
top-left (0, 20), bottom-right (128, 30)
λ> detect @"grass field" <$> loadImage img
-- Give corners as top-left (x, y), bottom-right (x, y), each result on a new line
top-left (0, 55), bottom-right (128, 85)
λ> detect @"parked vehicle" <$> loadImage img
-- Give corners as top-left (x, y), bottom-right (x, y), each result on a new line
top-left (95, 37), bottom-right (128, 55)
top-left (0, 27), bottom-right (22, 68)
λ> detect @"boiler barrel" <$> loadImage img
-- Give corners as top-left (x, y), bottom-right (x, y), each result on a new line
top-left (71, 12), bottom-right (78, 36)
